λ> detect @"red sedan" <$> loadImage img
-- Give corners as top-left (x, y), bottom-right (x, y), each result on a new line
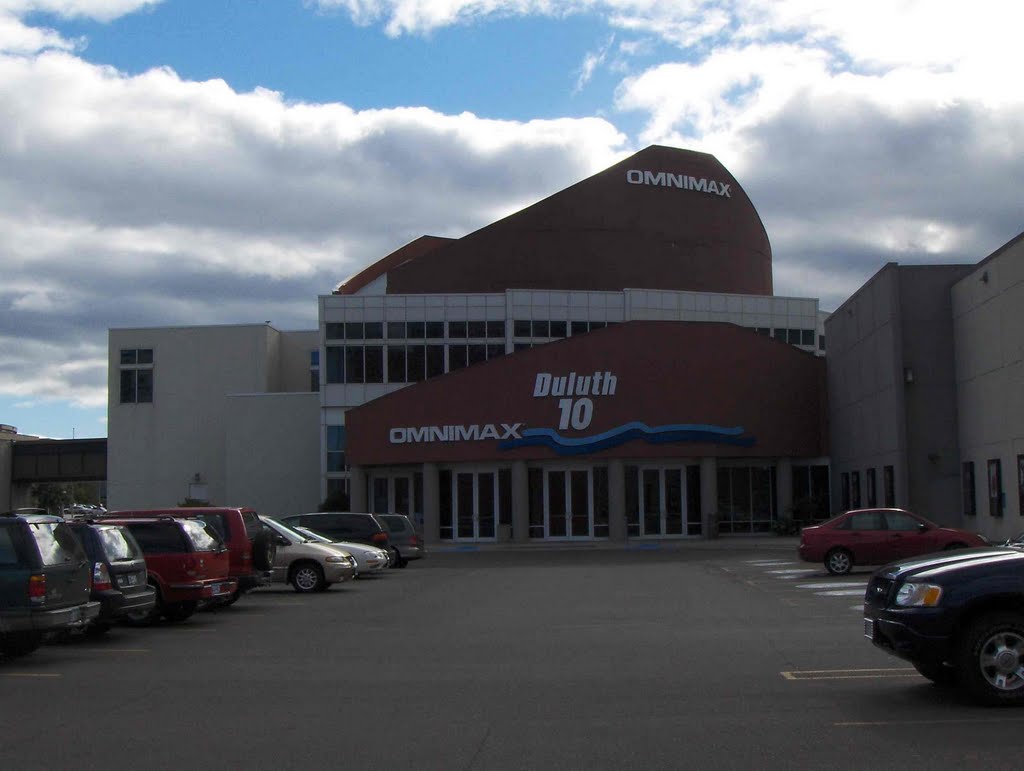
top-left (799, 508), bottom-right (987, 575)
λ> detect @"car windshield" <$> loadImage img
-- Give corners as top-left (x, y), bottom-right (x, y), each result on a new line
top-left (95, 526), bottom-right (143, 561)
top-left (294, 526), bottom-right (332, 544)
top-left (262, 518), bottom-right (308, 542)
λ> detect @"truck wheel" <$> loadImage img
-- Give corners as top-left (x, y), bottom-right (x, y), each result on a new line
top-left (1, 631), bottom-right (43, 658)
top-left (913, 660), bottom-right (957, 686)
top-left (825, 548), bottom-right (852, 575)
top-left (163, 601), bottom-right (197, 623)
top-left (957, 612), bottom-right (1024, 705)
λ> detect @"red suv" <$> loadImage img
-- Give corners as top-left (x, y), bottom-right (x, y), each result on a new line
top-left (105, 508), bottom-right (275, 604)
top-left (103, 517), bottom-right (237, 623)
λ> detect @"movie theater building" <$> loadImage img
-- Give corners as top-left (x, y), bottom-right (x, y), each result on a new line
top-left (325, 145), bottom-right (831, 543)
top-left (107, 145), bottom-right (830, 539)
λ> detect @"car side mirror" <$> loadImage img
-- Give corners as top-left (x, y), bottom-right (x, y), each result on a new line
top-left (918, 523), bottom-right (928, 532)
top-left (274, 535), bottom-right (289, 546)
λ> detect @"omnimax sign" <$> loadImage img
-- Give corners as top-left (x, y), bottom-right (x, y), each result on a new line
top-left (626, 169), bottom-right (731, 198)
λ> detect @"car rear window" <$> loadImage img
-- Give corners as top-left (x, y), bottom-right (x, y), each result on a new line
top-left (95, 526), bottom-right (143, 561)
top-left (379, 515), bottom-right (411, 534)
top-left (124, 522), bottom-right (189, 553)
top-left (30, 522), bottom-right (85, 567)
top-left (242, 511), bottom-right (263, 539)
top-left (0, 525), bottom-right (21, 566)
top-left (195, 512), bottom-right (230, 541)
top-left (181, 519), bottom-right (223, 552)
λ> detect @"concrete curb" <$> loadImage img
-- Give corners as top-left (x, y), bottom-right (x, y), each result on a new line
top-left (429, 535), bottom-right (800, 554)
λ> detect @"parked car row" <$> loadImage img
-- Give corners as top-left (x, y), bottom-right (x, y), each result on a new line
top-left (1, 508), bottom-right (424, 661)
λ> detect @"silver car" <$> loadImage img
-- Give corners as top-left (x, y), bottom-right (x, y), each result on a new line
top-left (293, 526), bottom-right (391, 577)
top-left (261, 518), bottom-right (356, 592)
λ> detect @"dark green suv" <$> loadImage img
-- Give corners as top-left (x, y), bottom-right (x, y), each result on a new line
top-left (1, 511), bottom-right (100, 658)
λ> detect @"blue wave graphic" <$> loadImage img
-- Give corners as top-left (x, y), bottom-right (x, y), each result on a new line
top-left (500, 422), bottom-right (756, 456)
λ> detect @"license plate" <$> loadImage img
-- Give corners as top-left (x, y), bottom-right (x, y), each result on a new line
top-left (210, 583), bottom-right (229, 596)
top-left (121, 574), bottom-right (138, 587)
top-left (864, 618), bottom-right (875, 640)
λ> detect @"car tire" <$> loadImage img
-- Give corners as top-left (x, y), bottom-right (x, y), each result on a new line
top-left (162, 601), bottom-right (197, 623)
top-left (1, 631), bottom-right (43, 658)
top-left (956, 612), bottom-right (1024, 705)
top-left (913, 660), bottom-right (958, 687)
top-left (124, 582), bottom-right (162, 626)
top-left (824, 548), bottom-right (853, 575)
top-left (252, 527), bottom-right (277, 572)
top-left (290, 562), bottom-right (325, 593)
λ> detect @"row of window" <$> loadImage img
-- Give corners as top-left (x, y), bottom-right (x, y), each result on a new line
top-left (962, 457), bottom-right (1024, 518)
top-left (324, 319), bottom-right (616, 341)
top-left (839, 466), bottom-right (896, 511)
top-left (325, 343), bottom-right (509, 384)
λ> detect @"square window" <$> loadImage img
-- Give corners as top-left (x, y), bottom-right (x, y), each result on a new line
top-left (407, 345), bottom-right (426, 382)
top-left (363, 322), bottom-right (383, 340)
top-left (387, 346), bottom-right (406, 383)
top-left (326, 347), bottom-right (344, 383)
top-left (571, 321), bottom-right (589, 336)
top-left (531, 320), bottom-right (550, 337)
top-left (344, 322), bottom-right (364, 340)
top-left (801, 329), bottom-right (815, 346)
top-left (513, 320), bottom-right (531, 337)
top-left (486, 343), bottom-right (505, 360)
top-left (425, 321), bottom-right (445, 338)
top-left (449, 345), bottom-right (467, 370)
top-left (387, 321), bottom-right (406, 339)
top-left (426, 345), bottom-right (444, 378)
top-left (407, 322), bottom-right (425, 339)
top-left (549, 321), bottom-right (567, 338)
top-left (137, 349), bottom-right (153, 364)
top-left (120, 349), bottom-right (137, 365)
top-left (364, 346), bottom-right (384, 383)
top-left (468, 344), bottom-right (487, 365)
top-left (326, 323), bottom-right (345, 340)
top-left (448, 321), bottom-right (467, 338)
top-left (467, 321), bottom-right (486, 338)
top-left (486, 320), bottom-right (505, 338)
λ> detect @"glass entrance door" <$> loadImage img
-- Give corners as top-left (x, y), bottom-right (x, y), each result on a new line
top-left (452, 471), bottom-right (497, 541)
top-left (370, 474), bottom-right (415, 517)
top-left (545, 468), bottom-right (593, 539)
top-left (637, 467), bottom-right (686, 536)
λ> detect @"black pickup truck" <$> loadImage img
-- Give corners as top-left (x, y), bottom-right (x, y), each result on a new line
top-left (864, 545), bottom-right (1024, 705)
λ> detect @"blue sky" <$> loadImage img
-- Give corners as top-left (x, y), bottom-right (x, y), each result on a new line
top-left (1, 0), bottom-right (1022, 440)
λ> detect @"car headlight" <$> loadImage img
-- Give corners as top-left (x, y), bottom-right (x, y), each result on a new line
top-left (895, 582), bottom-right (943, 607)
top-left (325, 555), bottom-right (352, 565)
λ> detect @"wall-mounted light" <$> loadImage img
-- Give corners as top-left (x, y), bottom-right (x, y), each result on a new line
top-left (981, 271), bottom-right (989, 284)
top-left (904, 367), bottom-right (914, 384)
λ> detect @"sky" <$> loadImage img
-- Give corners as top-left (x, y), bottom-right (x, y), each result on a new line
top-left (1, 0), bottom-right (1022, 441)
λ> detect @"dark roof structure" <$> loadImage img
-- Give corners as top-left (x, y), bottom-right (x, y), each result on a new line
top-left (336, 145), bottom-right (773, 297)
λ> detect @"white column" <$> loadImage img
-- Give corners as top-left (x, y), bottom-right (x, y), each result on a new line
top-left (701, 457), bottom-right (718, 538)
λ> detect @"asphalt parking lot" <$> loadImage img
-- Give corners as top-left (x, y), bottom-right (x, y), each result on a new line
top-left (4, 540), bottom-right (1023, 770)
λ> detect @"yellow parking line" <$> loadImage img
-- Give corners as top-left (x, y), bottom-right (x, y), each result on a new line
top-left (781, 668), bottom-right (916, 680)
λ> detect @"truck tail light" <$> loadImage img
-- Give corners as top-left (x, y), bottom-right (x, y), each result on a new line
top-left (373, 532), bottom-right (389, 546)
top-left (29, 574), bottom-right (46, 606)
top-left (183, 554), bottom-right (199, 577)
top-left (92, 562), bottom-right (113, 592)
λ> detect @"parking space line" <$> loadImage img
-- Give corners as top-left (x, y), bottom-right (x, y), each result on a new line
top-left (816, 589), bottom-right (869, 597)
top-left (781, 668), bottom-right (916, 681)
top-left (2, 672), bottom-right (62, 678)
top-left (836, 717), bottom-right (1024, 727)
top-left (796, 582), bottom-right (865, 589)
top-left (769, 568), bottom-right (820, 576)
